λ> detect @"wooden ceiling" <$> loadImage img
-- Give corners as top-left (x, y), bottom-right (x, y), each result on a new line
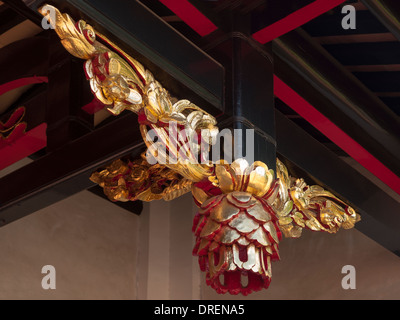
top-left (138, 0), bottom-right (400, 194)
top-left (0, 0), bottom-right (399, 254)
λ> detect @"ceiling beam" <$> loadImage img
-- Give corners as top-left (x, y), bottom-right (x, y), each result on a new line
top-left (273, 28), bottom-right (400, 185)
top-left (252, 0), bottom-right (347, 44)
top-left (0, 113), bottom-right (145, 227)
top-left (43, 0), bottom-right (225, 114)
top-left (314, 33), bottom-right (397, 44)
top-left (362, 0), bottom-right (400, 42)
top-left (158, 0), bottom-right (217, 37)
top-left (1, 0), bottom-right (43, 25)
top-left (275, 75), bottom-right (400, 195)
top-left (0, 5), bottom-right (26, 34)
top-left (276, 110), bottom-right (400, 257)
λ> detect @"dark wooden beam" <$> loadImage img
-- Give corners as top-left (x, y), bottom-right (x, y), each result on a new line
top-left (0, 35), bottom-right (49, 86)
top-left (0, 0), bottom-right (398, 260)
top-left (88, 185), bottom-right (143, 216)
top-left (315, 33), bottom-right (397, 45)
top-left (251, 0), bottom-right (315, 33)
top-left (207, 33), bottom-right (276, 171)
top-left (302, 8), bottom-right (389, 37)
top-left (0, 86), bottom-right (47, 132)
top-left (273, 28), bottom-right (400, 177)
top-left (276, 110), bottom-right (400, 256)
top-left (0, 5), bottom-right (27, 34)
top-left (41, 0), bottom-right (225, 115)
top-left (1, 0), bottom-right (44, 25)
top-left (361, 0), bottom-right (400, 42)
top-left (0, 113), bottom-right (145, 227)
top-left (322, 42), bottom-right (400, 66)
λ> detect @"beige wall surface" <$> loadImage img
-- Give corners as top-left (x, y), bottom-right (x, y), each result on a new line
top-left (0, 191), bottom-right (399, 300)
top-left (0, 191), bottom-right (140, 300)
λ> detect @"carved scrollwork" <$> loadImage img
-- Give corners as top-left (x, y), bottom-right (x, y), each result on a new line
top-left (40, 5), bottom-right (361, 296)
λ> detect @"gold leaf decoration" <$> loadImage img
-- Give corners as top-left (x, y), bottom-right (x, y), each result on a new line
top-left (273, 159), bottom-right (361, 237)
top-left (90, 154), bottom-right (192, 202)
top-left (42, 5), bottom-right (362, 297)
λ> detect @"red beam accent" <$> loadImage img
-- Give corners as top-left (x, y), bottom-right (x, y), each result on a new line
top-left (0, 107), bottom-right (25, 131)
top-left (0, 77), bottom-right (49, 96)
top-left (82, 98), bottom-right (106, 115)
top-left (159, 0), bottom-right (218, 37)
top-left (0, 123), bottom-right (47, 171)
top-left (253, 0), bottom-right (347, 44)
top-left (274, 76), bottom-right (400, 195)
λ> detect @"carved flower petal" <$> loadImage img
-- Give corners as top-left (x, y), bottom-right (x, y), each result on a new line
top-left (194, 215), bottom-right (207, 236)
top-left (210, 198), bottom-right (240, 222)
top-left (248, 227), bottom-right (271, 247)
top-left (247, 162), bottom-right (274, 198)
top-left (263, 221), bottom-right (280, 244)
top-left (226, 192), bottom-right (257, 208)
top-left (230, 191), bottom-right (252, 203)
top-left (215, 227), bottom-right (241, 244)
top-left (200, 219), bottom-right (221, 238)
top-left (226, 248), bottom-right (237, 271)
top-left (199, 195), bottom-right (224, 215)
top-left (246, 202), bottom-right (271, 223)
top-left (252, 247), bottom-right (262, 273)
top-left (261, 254), bottom-right (272, 278)
top-left (265, 182), bottom-right (280, 205)
top-left (232, 244), bottom-right (243, 269)
top-left (208, 246), bottom-right (227, 277)
top-left (231, 158), bottom-right (250, 177)
top-left (229, 213), bottom-right (260, 234)
top-left (126, 89), bottom-right (143, 105)
top-left (236, 237), bottom-right (250, 246)
top-left (192, 185), bottom-right (210, 206)
top-left (197, 238), bottom-right (211, 255)
top-left (215, 165), bottom-right (236, 194)
top-left (242, 244), bottom-right (256, 270)
top-left (209, 241), bottom-right (219, 252)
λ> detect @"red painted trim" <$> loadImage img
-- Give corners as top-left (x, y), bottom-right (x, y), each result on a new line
top-left (82, 98), bottom-right (106, 115)
top-left (0, 123), bottom-right (27, 148)
top-left (253, 0), bottom-right (347, 44)
top-left (0, 123), bottom-right (47, 171)
top-left (96, 33), bottom-right (147, 86)
top-left (274, 76), bottom-right (400, 195)
top-left (159, 0), bottom-right (218, 37)
top-left (0, 77), bottom-right (49, 96)
top-left (0, 107), bottom-right (25, 131)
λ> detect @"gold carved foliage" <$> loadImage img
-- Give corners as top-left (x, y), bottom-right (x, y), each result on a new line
top-left (40, 5), bottom-right (361, 235)
top-left (39, 5), bottom-right (98, 60)
top-left (274, 159), bottom-right (361, 238)
top-left (40, 4), bottom-right (218, 183)
top-left (42, 5), bottom-right (361, 295)
top-left (90, 155), bottom-right (193, 203)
